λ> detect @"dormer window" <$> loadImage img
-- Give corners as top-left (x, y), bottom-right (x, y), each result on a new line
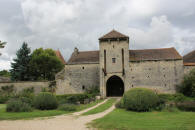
top-left (112, 58), bottom-right (116, 63)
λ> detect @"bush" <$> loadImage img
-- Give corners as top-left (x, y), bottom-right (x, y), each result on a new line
top-left (176, 101), bottom-right (195, 112)
top-left (33, 92), bottom-right (58, 110)
top-left (0, 95), bottom-right (10, 103)
top-left (56, 94), bottom-right (92, 104)
top-left (6, 99), bottom-right (32, 112)
top-left (115, 98), bottom-right (124, 108)
top-left (19, 97), bottom-right (33, 106)
top-left (58, 104), bottom-right (77, 111)
top-left (123, 88), bottom-right (160, 112)
top-left (158, 93), bottom-right (193, 103)
top-left (177, 69), bottom-right (195, 97)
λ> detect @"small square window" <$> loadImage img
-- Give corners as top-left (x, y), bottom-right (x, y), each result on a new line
top-left (112, 58), bottom-right (116, 63)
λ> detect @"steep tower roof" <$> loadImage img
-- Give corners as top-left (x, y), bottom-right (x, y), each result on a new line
top-left (99, 30), bottom-right (129, 40)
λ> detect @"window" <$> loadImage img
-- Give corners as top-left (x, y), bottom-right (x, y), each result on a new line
top-left (112, 58), bottom-right (116, 63)
top-left (82, 86), bottom-right (85, 90)
top-left (82, 67), bottom-right (84, 69)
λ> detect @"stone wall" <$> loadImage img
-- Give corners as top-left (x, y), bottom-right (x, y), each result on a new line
top-left (184, 66), bottom-right (195, 74)
top-left (0, 81), bottom-right (49, 94)
top-left (0, 76), bottom-right (10, 82)
top-left (128, 60), bottom-right (184, 93)
top-left (56, 63), bottom-right (99, 95)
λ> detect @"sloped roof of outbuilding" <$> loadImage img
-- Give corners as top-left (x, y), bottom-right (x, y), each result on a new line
top-left (55, 50), bottom-right (66, 64)
top-left (129, 47), bottom-right (182, 61)
top-left (99, 30), bottom-right (129, 40)
top-left (183, 50), bottom-right (195, 66)
top-left (67, 47), bottom-right (182, 64)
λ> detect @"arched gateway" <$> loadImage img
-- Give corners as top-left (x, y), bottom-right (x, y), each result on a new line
top-left (106, 75), bottom-right (124, 97)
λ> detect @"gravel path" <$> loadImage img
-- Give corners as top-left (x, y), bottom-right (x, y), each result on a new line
top-left (0, 98), bottom-right (118, 130)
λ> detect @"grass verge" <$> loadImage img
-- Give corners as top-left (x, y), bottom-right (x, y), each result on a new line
top-left (90, 108), bottom-right (195, 130)
top-left (0, 99), bottom-right (104, 120)
top-left (82, 98), bottom-right (116, 115)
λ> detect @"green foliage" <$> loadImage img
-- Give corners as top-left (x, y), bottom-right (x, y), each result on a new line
top-left (0, 85), bottom-right (14, 94)
top-left (158, 93), bottom-right (193, 103)
top-left (0, 95), bottom-right (10, 103)
top-left (123, 88), bottom-right (160, 112)
top-left (10, 42), bottom-right (31, 81)
top-left (177, 69), bottom-right (195, 97)
top-left (0, 40), bottom-right (6, 56)
top-left (29, 48), bottom-right (64, 80)
top-left (33, 92), bottom-right (58, 110)
top-left (56, 93), bottom-right (93, 104)
top-left (85, 86), bottom-right (100, 96)
top-left (115, 98), bottom-right (124, 108)
top-left (176, 101), bottom-right (195, 112)
top-left (48, 81), bottom-right (57, 93)
top-left (58, 104), bottom-right (77, 111)
top-left (6, 99), bottom-right (32, 112)
top-left (0, 70), bottom-right (10, 77)
top-left (19, 97), bottom-right (33, 106)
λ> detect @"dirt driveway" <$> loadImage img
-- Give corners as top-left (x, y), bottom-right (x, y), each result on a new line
top-left (0, 98), bottom-right (117, 130)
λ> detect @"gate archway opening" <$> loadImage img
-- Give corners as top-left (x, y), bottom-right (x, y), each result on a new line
top-left (106, 75), bottom-right (124, 97)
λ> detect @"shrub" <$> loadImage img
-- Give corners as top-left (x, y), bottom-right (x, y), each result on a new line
top-left (19, 97), bottom-right (33, 106)
top-left (176, 101), bottom-right (195, 112)
top-left (0, 95), bottom-right (10, 103)
top-left (158, 93), bottom-right (193, 102)
top-left (33, 92), bottom-right (58, 110)
top-left (56, 94), bottom-right (92, 104)
top-left (6, 99), bottom-right (32, 112)
top-left (115, 98), bottom-right (124, 108)
top-left (58, 104), bottom-right (77, 111)
top-left (177, 69), bottom-right (195, 97)
top-left (123, 88), bottom-right (159, 112)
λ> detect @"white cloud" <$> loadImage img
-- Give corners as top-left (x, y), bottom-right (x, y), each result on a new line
top-left (0, 0), bottom-right (195, 70)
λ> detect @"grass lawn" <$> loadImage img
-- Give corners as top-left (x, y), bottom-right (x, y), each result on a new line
top-left (82, 98), bottom-right (116, 115)
top-left (90, 108), bottom-right (195, 130)
top-left (0, 99), bottom-right (104, 120)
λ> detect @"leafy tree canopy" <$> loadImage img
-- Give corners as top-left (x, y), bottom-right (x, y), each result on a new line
top-left (10, 42), bottom-right (31, 81)
top-left (0, 70), bottom-right (10, 77)
top-left (30, 48), bottom-right (64, 81)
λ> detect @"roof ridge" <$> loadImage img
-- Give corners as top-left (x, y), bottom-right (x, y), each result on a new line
top-left (99, 30), bottom-right (129, 40)
top-left (129, 47), bottom-right (174, 51)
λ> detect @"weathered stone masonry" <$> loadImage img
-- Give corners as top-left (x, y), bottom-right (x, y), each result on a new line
top-left (56, 30), bottom-right (195, 97)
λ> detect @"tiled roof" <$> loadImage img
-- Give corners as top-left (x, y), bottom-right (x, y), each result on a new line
top-left (67, 47), bottom-right (182, 64)
top-left (68, 51), bottom-right (99, 64)
top-left (129, 47), bottom-right (182, 61)
top-left (55, 50), bottom-right (66, 64)
top-left (183, 50), bottom-right (195, 66)
top-left (99, 30), bottom-right (129, 40)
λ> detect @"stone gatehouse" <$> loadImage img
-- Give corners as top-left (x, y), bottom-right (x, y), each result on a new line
top-left (56, 30), bottom-right (195, 98)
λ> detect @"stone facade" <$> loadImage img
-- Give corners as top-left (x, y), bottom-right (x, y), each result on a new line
top-left (56, 30), bottom-right (194, 98)
top-left (0, 81), bottom-right (49, 94)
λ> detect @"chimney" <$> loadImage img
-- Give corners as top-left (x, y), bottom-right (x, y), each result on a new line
top-left (74, 47), bottom-right (79, 55)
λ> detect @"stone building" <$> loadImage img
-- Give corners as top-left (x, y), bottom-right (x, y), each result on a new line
top-left (183, 50), bottom-right (195, 74)
top-left (56, 30), bottom-right (194, 98)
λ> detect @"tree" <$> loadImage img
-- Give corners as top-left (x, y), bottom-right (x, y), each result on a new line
top-left (10, 42), bottom-right (31, 81)
top-left (177, 69), bottom-right (195, 97)
top-left (0, 41), bottom-right (6, 56)
top-left (29, 48), bottom-right (64, 80)
top-left (0, 70), bottom-right (10, 77)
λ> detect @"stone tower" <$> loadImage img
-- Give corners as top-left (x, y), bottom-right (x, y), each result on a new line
top-left (99, 30), bottom-right (130, 98)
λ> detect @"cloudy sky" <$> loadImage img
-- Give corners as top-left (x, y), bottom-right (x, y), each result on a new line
top-left (0, 0), bottom-right (195, 70)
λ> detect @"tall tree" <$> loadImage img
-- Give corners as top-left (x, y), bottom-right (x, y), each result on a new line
top-left (10, 42), bottom-right (31, 81)
top-left (0, 41), bottom-right (6, 56)
top-left (29, 48), bottom-right (64, 80)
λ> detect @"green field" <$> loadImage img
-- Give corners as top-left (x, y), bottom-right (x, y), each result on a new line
top-left (83, 98), bottom-right (116, 115)
top-left (90, 108), bottom-right (195, 130)
top-left (0, 99), bottom-right (103, 120)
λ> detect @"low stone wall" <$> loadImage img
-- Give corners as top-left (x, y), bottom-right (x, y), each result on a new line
top-left (0, 81), bottom-right (49, 94)
top-left (0, 76), bottom-right (10, 82)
